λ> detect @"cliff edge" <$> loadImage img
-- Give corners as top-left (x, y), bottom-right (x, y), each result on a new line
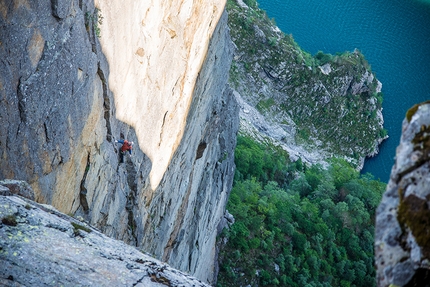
top-left (375, 102), bottom-right (430, 286)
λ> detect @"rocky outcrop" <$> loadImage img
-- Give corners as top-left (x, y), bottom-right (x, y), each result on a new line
top-left (0, 0), bottom-right (237, 283)
top-left (375, 102), bottom-right (430, 287)
top-left (0, 193), bottom-right (209, 287)
top-left (227, 1), bottom-right (386, 169)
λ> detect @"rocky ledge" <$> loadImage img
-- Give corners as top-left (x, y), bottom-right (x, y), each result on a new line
top-left (0, 181), bottom-right (209, 287)
top-left (375, 102), bottom-right (430, 287)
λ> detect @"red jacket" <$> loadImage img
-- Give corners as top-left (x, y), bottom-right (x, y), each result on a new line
top-left (121, 140), bottom-right (132, 153)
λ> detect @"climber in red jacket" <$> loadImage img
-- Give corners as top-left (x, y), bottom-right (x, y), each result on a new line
top-left (115, 139), bottom-right (133, 162)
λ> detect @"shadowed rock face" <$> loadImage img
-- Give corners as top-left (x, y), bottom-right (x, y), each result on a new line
top-left (0, 194), bottom-right (210, 287)
top-left (375, 102), bottom-right (430, 287)
top-left (0, 0), bottom-right (237, 283)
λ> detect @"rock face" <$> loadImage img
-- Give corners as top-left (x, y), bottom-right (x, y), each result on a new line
top-left (138, 11), bottom-right (238, 283)
top-left (0, 179), bottom-right (35, 200)
top-left (375, 102), bottom-right (430, 287)
top-left (0, 0), bottom-right (237, 283)
top-left (0, 193), bottom-right (209, 287)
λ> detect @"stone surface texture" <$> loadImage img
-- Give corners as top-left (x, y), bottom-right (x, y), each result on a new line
top-left (0, 179), bottom-right (35, 200)
top-left (0, 194), bottom-right (210, 287)
top-left (375, 102), bottom-right (430, 287)
top-left (0, 0), bottom-right (237, 284)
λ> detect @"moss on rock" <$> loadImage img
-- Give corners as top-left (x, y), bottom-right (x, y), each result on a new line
top-left (412, 124), bottom-right (430, 153)
top-left (71, 222), bottom-right (92, 234)
top-left (397, 193), bottom-right (430, 258)
top-left (2, 215), bottom-right (17, 226)
top-left (406, 100), bottom-right (430, 123)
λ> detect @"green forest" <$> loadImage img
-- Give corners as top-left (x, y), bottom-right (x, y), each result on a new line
top-left (217, 136), bottom-right (386, 287)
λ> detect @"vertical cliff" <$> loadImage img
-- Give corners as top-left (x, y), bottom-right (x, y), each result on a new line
top-left (375, 102), bottom-right (430, 286)
top-left (140, 12), bottom-right (238, 282)
top-left (0, 0), bottom-right (237, 283)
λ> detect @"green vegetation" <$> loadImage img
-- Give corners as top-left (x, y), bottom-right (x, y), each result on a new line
top-left (256, 98), bottom-right (276, 113)
top-left (71, 222), bottom-right (92, 234)
top-left (2, 214), bottom-right (18, 226)
top-left (85, 9), bottom-right (103, 38)
top-left (226, 0), bottom-right (387, 167)
top-left (217, 135), bottom-right (386, 287)
top-left (315, 51), bottom-right (333, 66)
top-left (233, 136), bottom-right (292, 186)
top-left (406, 100), bottom-right (430, 123)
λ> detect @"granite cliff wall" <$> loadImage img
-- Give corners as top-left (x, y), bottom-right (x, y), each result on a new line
top-left (375, 102), bottom-right (430, 286)
top-left (0, 0), bottom-right (237, 283)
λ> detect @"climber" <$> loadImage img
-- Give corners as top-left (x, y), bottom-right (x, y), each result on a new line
top-left (115, 139), bottom-right (133, 162)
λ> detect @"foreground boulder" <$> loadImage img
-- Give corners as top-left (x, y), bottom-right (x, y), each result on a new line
top-left (0, 194), bottom-right (209, 287)
top-left (375, 102), bottom-right (430, 287)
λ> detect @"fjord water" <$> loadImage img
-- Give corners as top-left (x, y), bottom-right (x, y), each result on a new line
top-left (257, 0), bottom-right (430, 182)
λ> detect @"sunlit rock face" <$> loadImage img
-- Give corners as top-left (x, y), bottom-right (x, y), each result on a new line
top-left (375, 102), bottom-right (430, 287)
top-left (0, 0), bottom-right (237, 283)
top-left (95, 0), bottom-right (226, 190)
top-left (129, 9), bottom-right (237, 283)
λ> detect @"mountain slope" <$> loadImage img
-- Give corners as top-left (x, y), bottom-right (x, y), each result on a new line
top-left (227, 0), bottom-right (386, 168)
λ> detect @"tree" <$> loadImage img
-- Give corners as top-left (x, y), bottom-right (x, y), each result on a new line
top-left (289, 172), bottom-right (312, 197)
top-left (218, 136), bottom-right (385, 287)
top-left (329, 158), bottom-right (358, 190)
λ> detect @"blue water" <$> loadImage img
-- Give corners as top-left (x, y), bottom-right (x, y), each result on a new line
top-left (257, 0), bottom-right (430, 182)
